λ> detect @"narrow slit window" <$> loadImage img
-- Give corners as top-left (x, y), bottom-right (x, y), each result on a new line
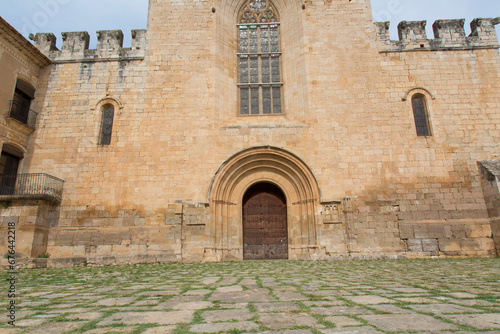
top-left (238, 0), bottom-right (282, 116)
top-left (99, 104), bottom-right (115, 145)
top-left (412, 95), bottom-right (431, 136)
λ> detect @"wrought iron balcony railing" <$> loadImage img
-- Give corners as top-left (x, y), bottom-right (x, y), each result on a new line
top-left (0, 173), bottom-right (64, 202)
top-left (8, 99), bottom-right (38, 129)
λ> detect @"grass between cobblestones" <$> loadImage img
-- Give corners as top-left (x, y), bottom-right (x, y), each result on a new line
top-left (0, 258), bottom-right (499, 333)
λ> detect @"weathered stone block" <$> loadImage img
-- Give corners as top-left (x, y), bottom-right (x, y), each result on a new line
top-left (414, 225), bottom-right (429, 239)
top-left (406, 239), bottom-right (423, 252)
top-left (465, 224), bottom-right (492, 238)
top-left (30, 33), bottom-right (58, 54)
top-left (438, 240), bottom-right (461, 254)
top-left (96, 30), bottom-right (124, 51)
top-left (433, 19), bottom-right (466, 40)
top-left (470, 18), bottom-right (500, 45)
top-left (61, 31), bottom-right (90, 53)
top-left (398, 21), bottom-right (427, 42)
top-left (421, 238), bottom-right (439, 254)
top-left (450, 225), bottom-right (467, 239)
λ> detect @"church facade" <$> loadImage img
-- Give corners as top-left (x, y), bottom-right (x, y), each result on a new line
top-left (1, 0), bottom-right (499, 267)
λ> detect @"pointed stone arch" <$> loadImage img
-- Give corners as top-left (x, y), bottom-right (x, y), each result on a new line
top-left (207, 146), bottom-right (322, 261)
top-left (216, 0), bottom-right (302, 17)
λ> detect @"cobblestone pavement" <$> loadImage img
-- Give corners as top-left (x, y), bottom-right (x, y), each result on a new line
top-left (1, 258), bottom-right (500, 334)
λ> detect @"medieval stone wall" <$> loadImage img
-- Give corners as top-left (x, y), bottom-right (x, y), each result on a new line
top-left (10, 0), bottom-right (499, 265)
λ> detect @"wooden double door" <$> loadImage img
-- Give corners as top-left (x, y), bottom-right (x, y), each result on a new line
top-left (243, 183), bottom-right (288, 260)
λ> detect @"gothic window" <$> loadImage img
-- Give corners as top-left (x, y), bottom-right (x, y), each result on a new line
top-left (99, 104), bottom-right (114, 145)
top-left (238, 0), bottom-right (282, 115)
top-left (412, 94), bottom-right (431, 136)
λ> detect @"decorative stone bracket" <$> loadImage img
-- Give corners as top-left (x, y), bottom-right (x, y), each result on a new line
top-left (321, 197), bottom-right (353, 225)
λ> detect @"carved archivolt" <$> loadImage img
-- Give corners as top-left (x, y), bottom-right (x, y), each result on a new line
top-left (207, 146), bottom-right (322, 261)
top-left (209, 146), bottom-right (321, 204)
top-left (92, 96), bottom-right (124, 111)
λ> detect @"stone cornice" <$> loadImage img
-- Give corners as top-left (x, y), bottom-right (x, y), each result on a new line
top-left (0, 16), bottom-right (52, 68)
top-left (0, 38), bottom-right (39, 74)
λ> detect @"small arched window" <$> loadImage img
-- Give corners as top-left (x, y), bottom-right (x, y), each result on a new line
top-left (99, 104), bottom-right (115, 145)
top-left (411, 94), bottom-right (431, 136)
top-left (238, 0), bottom-right (282, 115)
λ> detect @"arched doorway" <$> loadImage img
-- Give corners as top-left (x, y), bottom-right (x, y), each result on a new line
top-left (243, 183), bottom-right (287, 260)
top-left (208, 146), bottom-right (321, 261)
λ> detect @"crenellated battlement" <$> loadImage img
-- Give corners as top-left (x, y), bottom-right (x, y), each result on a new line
top-left (29, 30), bottom-right (147, 63)
top-left (376, 17), bottom-right (500, 52)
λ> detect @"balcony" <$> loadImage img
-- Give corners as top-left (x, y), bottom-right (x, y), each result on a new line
top-left (7, 99), bottom-right (38, 130)
top-left (0, 173), bottom-right (64, 202)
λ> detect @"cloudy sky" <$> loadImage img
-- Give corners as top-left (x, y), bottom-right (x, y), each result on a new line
top-left (1, 0), bottom-right (499, 48)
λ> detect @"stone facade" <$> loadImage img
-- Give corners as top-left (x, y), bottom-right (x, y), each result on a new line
top-left (0, 1), bottom-right (499, 267)
top-left (0, 17), bottom-right (58, 262)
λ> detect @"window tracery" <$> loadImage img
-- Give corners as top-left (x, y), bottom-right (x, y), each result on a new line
top-left (238, 0), bottom-right (282, 115)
